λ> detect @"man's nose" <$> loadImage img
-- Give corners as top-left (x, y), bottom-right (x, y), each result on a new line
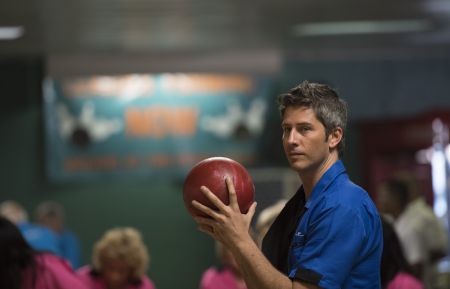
top-left (287, 130), bottom-right (298, 144)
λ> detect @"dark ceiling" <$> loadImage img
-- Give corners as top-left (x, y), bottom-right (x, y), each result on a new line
top-left (1, 0), bottom-right (450, 61)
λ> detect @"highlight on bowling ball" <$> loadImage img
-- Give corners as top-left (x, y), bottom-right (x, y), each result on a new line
top-left (183, 157), bottom-right (255, 218)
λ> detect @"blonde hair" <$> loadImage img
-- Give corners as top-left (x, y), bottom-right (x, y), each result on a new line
top-left (0, 200), bottom-right (28, 224)
top-left (255, 199), bottom-right (287, 232)
top-left (92, 227), bottom-right (149, 279)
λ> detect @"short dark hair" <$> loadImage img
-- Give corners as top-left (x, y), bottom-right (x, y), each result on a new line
top-left (380, 216), bottom-right (415, 287)
top-left (0, 216), bottom-right (36, 289)
top-left (277, 80), bottom-right (347, 158)
top-left (382, 178), bottom-right (410, 208)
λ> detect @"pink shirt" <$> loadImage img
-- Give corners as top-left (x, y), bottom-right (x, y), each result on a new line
top-left (77, 266), bottom-right (156, 289)
top-left (22, 253), bottom-right (88, 289)
top-left (387, 272), bottom-right (425, 289)
top-left (200, 267), bottom-right (247, 289)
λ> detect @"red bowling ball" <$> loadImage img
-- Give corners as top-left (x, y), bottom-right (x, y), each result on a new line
top-left (183, 157), bottom-right (255, 218)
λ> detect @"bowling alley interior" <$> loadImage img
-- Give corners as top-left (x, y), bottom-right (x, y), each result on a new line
top-left (1, 1), bottom-right (450, 289)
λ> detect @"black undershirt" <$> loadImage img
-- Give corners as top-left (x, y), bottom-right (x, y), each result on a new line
top-left (261, 188), bottom-right (306, 275)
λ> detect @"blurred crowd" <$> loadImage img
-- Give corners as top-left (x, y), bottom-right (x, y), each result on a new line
top-left (0, 200), bottom-right (155, 289)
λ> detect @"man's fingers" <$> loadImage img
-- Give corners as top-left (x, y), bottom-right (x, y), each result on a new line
top-left (199, 186), bottom-right (228, 212)
top-left (246, 201), bottom-right (257, 219)
top-left (197, 224), bottom-right (216, 238)
top-left (194, 216), bottom-right (220, 228)
top-left (225, 177), bottom-right (239, 210)
top-left (192, 200), bottom-right (222, 220)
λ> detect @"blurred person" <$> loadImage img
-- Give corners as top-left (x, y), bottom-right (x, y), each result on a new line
top-left (380, 216), bottom-right (424, 289)
top-left (394, 172), bottom-right (449, 262)
top-left (0, 200), bottom-right (61, 255)
top-left (0, 216), bottom-right (87, 289)
top-left (254, 199), bottom-right (287, 247)
top-left (35, 200), bottom-right (82, 269)
top-left (77, 227), bottom-right (156, 289)
top-left (200, 241), bottom-right (247, 289)
top-left (192, 81), bottom-right (383, 288)
top-left (377, 175), bottom-right (449, 288)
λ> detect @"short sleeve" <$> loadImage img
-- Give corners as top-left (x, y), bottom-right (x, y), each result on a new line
top-left (289, 205), bottom-right (367, 288)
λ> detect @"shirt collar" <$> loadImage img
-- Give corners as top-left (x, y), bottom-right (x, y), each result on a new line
top-left (304, 160), bottom-right (346, 209)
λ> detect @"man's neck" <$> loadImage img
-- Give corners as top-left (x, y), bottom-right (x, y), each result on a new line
top-left (300, 154), bottom-right (339, 199)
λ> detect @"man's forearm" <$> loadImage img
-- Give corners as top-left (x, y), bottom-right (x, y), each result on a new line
top-left (231, 237), bottom-right (293, 289)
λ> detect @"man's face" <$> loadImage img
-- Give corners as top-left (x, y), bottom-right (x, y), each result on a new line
top-left (282, 106), bottom-right (331, 174)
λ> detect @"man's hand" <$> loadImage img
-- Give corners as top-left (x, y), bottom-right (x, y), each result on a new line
top-left (192, 177), bottom-right (257, 247)
top-left (192, 177), bottom-right (318, 289)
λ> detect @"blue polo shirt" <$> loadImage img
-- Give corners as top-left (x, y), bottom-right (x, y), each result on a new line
top-left (288, 160), bottom-right (383, 288)
top-left (18, 221), bottom-right (62, 256)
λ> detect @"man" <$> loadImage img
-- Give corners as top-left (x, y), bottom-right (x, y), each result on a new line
top-left (35, 200), bottom-right (82, 269)
top-left (192, 81), bottom-right (383, 289)
top-left (377, 173), bottom-right (448, 288)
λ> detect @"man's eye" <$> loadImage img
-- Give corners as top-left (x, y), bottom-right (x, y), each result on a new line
top-left (299, 127), bottom-right (311, 133)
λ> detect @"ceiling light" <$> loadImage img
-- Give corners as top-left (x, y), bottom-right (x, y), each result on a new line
top-left (0, 26), bottom-right (24, 40)
top-left (292, 20), bottom-right (431, 36)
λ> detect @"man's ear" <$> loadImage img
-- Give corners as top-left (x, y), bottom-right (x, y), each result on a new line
top-left (328, 127), bottom-right (343, 150)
